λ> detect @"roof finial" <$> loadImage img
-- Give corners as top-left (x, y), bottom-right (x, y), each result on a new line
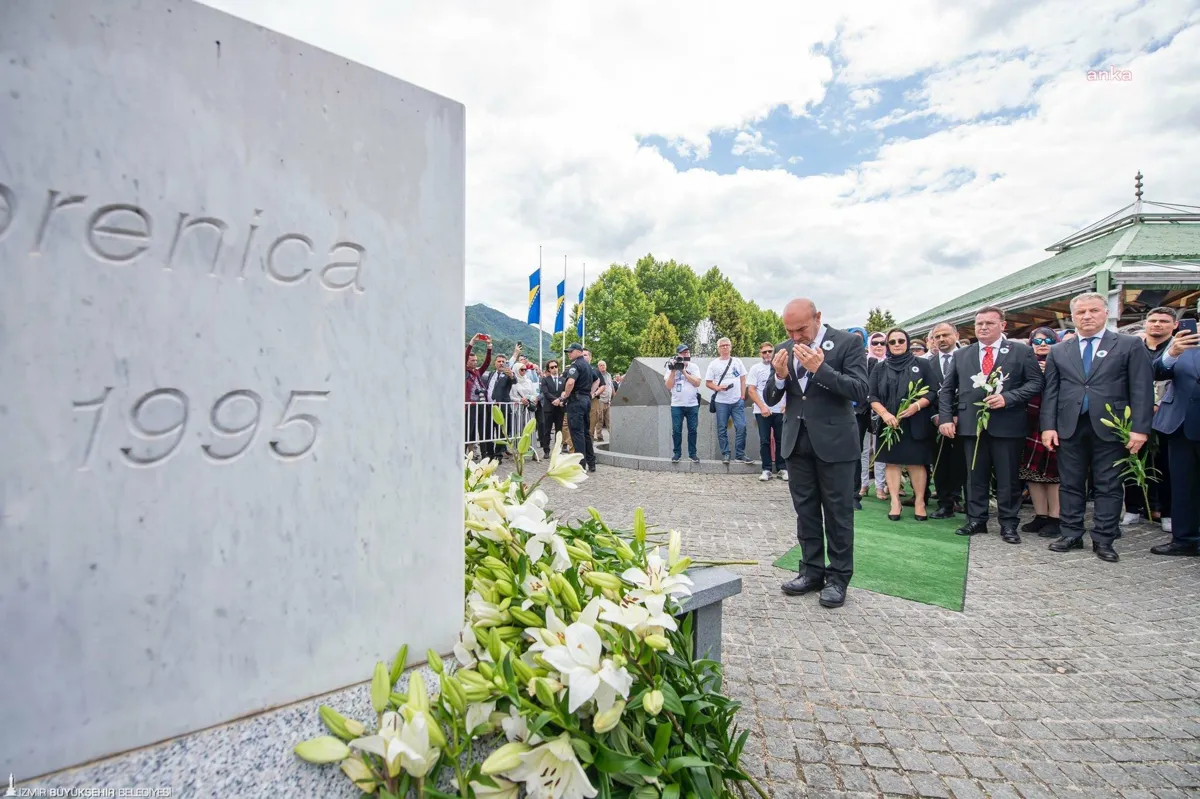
top-left (1134, 170), bottom-right (1144, 200)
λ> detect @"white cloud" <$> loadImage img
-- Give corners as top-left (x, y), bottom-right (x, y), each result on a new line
top-left (848, 87), bottom-right (882, 109)
top-left (731, 130), bottom-right (775, 157)
top-left (199, 0), bottom-right (1200, 329)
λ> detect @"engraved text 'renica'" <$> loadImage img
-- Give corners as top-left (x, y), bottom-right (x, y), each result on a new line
top-left (0, 183), bottom-right (366, 292)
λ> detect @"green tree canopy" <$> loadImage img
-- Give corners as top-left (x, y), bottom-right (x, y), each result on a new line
top-left (640, 313), bottom-right (681, 357)
top-left (706, 284), bottom-right (753, 355)
top-left (634, 254), bottom-right (705, 345)
top-left (866, 307), bottom-right (897, 332)
top-left (744, 302), bottom-right (785, 349)
top-left (549, 303), bottom-right (582, 362)
top-left (583, 265), bottom-right (654, 373)
top-left (699, 265), bottom-right (734, 305)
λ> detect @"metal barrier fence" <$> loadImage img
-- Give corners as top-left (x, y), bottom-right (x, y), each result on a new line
top-left (463, 401), bottom-right (540, 447)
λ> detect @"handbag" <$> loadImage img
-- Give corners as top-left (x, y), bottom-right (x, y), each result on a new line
top-left (709, 358), bottom-right (734, 414)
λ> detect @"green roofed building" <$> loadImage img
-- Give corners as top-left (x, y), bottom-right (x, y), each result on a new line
top-left (903, 174), bottom-right (1200, 338)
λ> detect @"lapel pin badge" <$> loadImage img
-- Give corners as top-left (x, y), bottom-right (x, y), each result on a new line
top-left (911, 365), bottom-right (920, 372)
top-left (1096, 350), bottom-right (1108, 358)
top-left (999, 347), bottom-right (1010, 354)
top-left (821, 340), bottom-right (835, 351)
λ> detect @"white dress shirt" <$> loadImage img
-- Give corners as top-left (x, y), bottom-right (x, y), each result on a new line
top-left (775, 324), bottom-right (829, 391)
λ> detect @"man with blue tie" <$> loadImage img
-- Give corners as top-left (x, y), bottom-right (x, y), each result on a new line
top-left (1040, 292), bottom-right (1154, 562)
top-left (1149, 324), bottom-right (1200, 556)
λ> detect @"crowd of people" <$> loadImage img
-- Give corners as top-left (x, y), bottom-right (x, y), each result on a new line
top-left (463, 336), bottom-right (619, 471)
top-left (464, 292), bottom-right (1200, 608)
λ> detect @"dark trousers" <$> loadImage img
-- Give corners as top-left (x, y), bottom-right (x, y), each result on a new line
top-left (1166, 432), bottom-right (1200, 545)
top-left (785, 426), bottom-right (857, 587)
top-left (757, 413), bottom-right (785, 472)
top-left (539, 404), bottom-right (565, 452)
top-left (1058, 420), bottom-right (1125, 544)
top-left (852, 412), bottom-right (870, 496)
top-left (671, 405), bottom-right (699, 459)
top-left (479, 403), bottom-right (505, 459)
top-left (566, 397), bottom-right (595, 467)
top-left (933, 434), bottom-right (965, 510)
top-left (1124, 433), bottom-right (1171, 517)
top-left (962, 433), bottom-right (1023, 527)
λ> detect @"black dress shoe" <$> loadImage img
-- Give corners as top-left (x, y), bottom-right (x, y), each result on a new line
top-left (1048, 535), bottom-right (1083, 552)
top-left (1093, 542), bottom-right (1119, 562)
top-left (818, 583), bottom-right (847, 608)
top-left (930, 507), bottom-right (955, 520)
top-left (854, 498), bottom-right (863, 511)
top-left (1021, 514), bottom-right (1050, 533)
top-left (889, 513), bottom-right (901, 521)
top-left (1038, 518), bottom-right (1062, 538)
top-left (781, 575), bottom-right (824, 596)
top-left (1000, 526), bottom-right (1021, 544)
top-left (587, 464), bottom-right (597, 472)
top-left (1150, 541), bottom-right (1200, 556)
top-left (955, 521), bottom-right (988, 536)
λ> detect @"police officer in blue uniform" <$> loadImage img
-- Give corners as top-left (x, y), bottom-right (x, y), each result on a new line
top-left (553, 343), bottom-right (597, 472)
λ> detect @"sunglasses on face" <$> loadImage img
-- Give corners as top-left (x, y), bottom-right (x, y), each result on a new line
top-left (760, 350), bottom-right (773, 355)
top-left (887, 339), bottom-right (907, 345)
top-left (870, 340), bottom-right (885, 346)
top-left (1030, 338), bottom-right (1055, 345)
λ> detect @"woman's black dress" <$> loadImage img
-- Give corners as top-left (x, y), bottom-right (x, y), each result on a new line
top-left (868, 355), bottom-right (940, 466)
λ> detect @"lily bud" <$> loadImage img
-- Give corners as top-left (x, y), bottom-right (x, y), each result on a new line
top-left (319, 705), bottom-right (354, 740)
top-left (644, 689), bottom-right (664, 717)
top-left (495, 580), bottom-right (517, 598)
top-left (294, 735), bottom-right (350, 764)
top-left (370, 661), bottom-right (391, 714)
top-left (668, 530), bottom-right (681, 566)
top-left (340, 756), bottom-right (377, 791)
top-left (478, 662), bottom-right (495, 680)
top-left (565, 545), bottom-right (593, 562)
top-left (533, 677), bottom-right (558, 706)
top-left (389, 644), bottom-right (409, 685)
top-left (481, 741), bottom-right (532, 775)
top-left (582, 571), bottom-right (623, 591)
top-left (406, 671), bottom-right (429, 713)
top-left (633, 508), bottom-right (647, 545)
top-left (669, 557), bottom-right (693, 576)
top-left (511, 655), bottom-right (534, 684)
top-left (463, 683), bottom-right (493, 703)
top-left (645, 634), bottom-right (671, 651)
top-left (426, 649), bottom-right (444, 675)
top-left (423, 710), bottom-right (448, 748)
top-left (593, 700), bottom-right (625, 733)
top-left (508, 607), bottom-right (543, 628)
top-left (441, 676), bottom-right (466, 713)
top-left (614, 539), bottom-right (635, 560)
top-left (487, 628), bottom-right (503, 662)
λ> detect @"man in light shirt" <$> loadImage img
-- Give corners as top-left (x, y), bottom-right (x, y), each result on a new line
top-left (747, 340), bottom-right (787, 481)
top-left (705, 337), bottom-right (751, 465)
top-left (665, 344), bottom-right (703, 463)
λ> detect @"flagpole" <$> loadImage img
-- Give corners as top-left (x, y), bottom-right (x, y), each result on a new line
top-left (562, 254), bottom-right (568, 366)
top-left (581, 262), bottom-right (586, 346)
top-left (538, 245), bottom-right (543, 369)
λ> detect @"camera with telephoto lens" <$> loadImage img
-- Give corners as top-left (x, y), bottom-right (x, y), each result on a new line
top-left (667, 355), bottom-right (688, 370)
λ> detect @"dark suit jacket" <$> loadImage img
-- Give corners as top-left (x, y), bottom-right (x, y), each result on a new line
top-left (928, 349), bottom-right (957, 424)
top-left (1040, 330), bottom-right (1153, 441)
top-left (868, 356), bottom-right (940, 441)
top-left (489, 371), bottom-right (515, 404)
top-left (938, 339), bottom-right (1043, 438)
top-left (1153, 348), bottom-right (1200, 441)
top-left (539, 374), bottom-right (565, 409)
top-left (763, 326), bottom-right (869, 462)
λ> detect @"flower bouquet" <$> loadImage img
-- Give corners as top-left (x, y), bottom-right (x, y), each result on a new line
top-left (1100, 403), bottom-right (1160, 515)
top-left (870, 379), bottom-right (929, 469)
top-left (970, 368), bottom-right (1005, 469)
top-left (293, 420), bottom-right (766, 798)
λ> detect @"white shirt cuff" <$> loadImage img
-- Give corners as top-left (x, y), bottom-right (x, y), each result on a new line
top-left (1161, 351), bottom-right (1179, 368)
top-left (774, 377), bottom-right (786, 389)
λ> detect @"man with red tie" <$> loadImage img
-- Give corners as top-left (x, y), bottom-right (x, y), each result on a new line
top-left (938, 306), bottom-right (1044, 543)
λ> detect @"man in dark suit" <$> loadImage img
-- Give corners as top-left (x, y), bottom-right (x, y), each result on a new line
top-left (765, 298), bottom-right (869, 609)
top-left (1041, 292), bottom-right (1153, 562)
top-left (1149, 326), bottom-right (1200, 556)
top-left (938, 306), bottom-right (1044, 543)
top-left (538, 359), bottom-right (566, 458)
top-left (928, 321), bottom-right (966, 519)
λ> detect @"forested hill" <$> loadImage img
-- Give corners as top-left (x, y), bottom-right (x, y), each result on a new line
top-left (464, 303), bottom-right (554, 360)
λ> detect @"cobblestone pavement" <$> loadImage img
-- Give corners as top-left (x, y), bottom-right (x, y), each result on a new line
top-left (509, 457), bottom-right (1200, 799)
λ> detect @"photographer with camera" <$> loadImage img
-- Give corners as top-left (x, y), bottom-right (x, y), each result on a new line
top-left (665, 344), bottom-right (703, 463)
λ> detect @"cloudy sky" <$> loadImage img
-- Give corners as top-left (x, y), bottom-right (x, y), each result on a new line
top-left (206, 0), bottom-right (1200, 328)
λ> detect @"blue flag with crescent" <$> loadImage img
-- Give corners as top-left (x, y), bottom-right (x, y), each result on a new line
top-left (554, 281), bottom-right (565, 334)
top-left (527, 269), bottom-right (541, 325)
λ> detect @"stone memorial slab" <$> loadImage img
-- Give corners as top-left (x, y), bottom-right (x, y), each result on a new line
top-left (0, 0), bottom-right (465, 780)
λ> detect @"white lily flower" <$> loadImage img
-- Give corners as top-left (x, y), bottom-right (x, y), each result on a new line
top-left (599, 594), bottom-right (677, 635)
top-left (471, 777), bottom-right (521, 799)
top-left (350, 711), bottom-right (439, 780)
top-left (621, 548), bottom-right (693, 608)
top-left (506, 733), bottom-right (598, 799)
top-left (465, 700), bottom-right (496, 733)
top-left (467, 591), bottom-right (505, 626)
top-left (970, 371), bottom-right (990, 390)
top-left (454, 623), bottom-right (489, 667)
top-left (467, 456), bottom-right (500, 483)
top-left (501, 704), bottom-right (543, 745)
top-left (542, 623), bottom-right (633, 713)
top-left (546, 432), bottom-right (588, 489)
top-left (520, 573), bottom-right (550, 611)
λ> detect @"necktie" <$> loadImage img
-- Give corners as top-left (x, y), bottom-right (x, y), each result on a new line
top-left (981, 345), bottom-right (994, 376)
top-left (942, 354), bottom-right (951, 375)
top-left (1082, 337), bottom-right (1095, 413)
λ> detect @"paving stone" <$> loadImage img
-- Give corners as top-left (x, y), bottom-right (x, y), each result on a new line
top-left (522, 462), bottom-right (1200, 799)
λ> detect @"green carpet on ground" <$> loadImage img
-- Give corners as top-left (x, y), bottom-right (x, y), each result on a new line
top-left (772, 495), bottom-right (970, 611)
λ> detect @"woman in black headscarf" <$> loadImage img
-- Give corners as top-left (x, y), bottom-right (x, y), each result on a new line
top-left (868, 327), bottom-right (940, 520)
top-left (1019, 326), bottom-right (1060, 537)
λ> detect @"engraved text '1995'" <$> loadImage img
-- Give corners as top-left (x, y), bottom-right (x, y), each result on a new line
top-left (0, 182), bottom-right (366, 292)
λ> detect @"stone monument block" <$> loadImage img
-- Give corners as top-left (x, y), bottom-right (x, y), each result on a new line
top-left (0, 0), bottom-right (465, 780)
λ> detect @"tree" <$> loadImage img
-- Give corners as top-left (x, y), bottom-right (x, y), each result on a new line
top-left (549, 303), bottom-right (582, 361)
top-left (699, 265), bottom-right (734, 306)
top-left (634, 255), bottom-right (705, 345)
top-left (866, 307), bottom-right (897, 333)
top-left (641, 313), bottom-right (680, 357)
top-left (744, 303), bottom-right (785, 348)
top-left (706, 284), bottom-right (753, 355)
top-left (583, 264), bottom-right (654, 373)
